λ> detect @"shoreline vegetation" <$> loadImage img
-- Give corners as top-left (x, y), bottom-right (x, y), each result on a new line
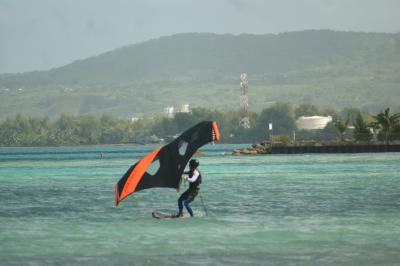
top-left (0, 103), bottom-right (399, 149)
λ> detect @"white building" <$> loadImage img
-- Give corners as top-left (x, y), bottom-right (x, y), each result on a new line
top-left (131, 117), bottom-right (139, 123)
top-left (296, 116), bottom-right (332, 130)
top-left (180, 104), bottom-right (190, 113)
top-left (164, 106), bottom-right (175, 118)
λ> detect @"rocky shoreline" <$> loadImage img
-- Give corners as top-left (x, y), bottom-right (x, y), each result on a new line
top-left (233, 141), bottom-right (272, 155)
top-left (233, 141), bottom-right (400, 155)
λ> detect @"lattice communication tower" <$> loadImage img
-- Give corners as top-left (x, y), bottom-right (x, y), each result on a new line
top-left (239, 73), bottom-right (250, 128)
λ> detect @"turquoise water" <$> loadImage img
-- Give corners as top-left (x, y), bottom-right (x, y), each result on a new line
top-left (1, 145), bottom-right (400, 265)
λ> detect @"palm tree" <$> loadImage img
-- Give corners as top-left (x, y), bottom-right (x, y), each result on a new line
top-left (333, 117), bottom-right (350, 142)
top-left (372, 108), bottom-right (400, 144)
top-left (353, 113), bottom-right (372, 142)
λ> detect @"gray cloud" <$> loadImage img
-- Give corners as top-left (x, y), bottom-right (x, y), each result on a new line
top-left (226, 0), bottom-right (248, 10)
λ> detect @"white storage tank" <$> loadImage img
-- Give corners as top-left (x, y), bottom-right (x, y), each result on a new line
top-left (296, 116), bottom-right (332, 130)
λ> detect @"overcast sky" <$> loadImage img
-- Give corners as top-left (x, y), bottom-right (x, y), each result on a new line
top-left (1, 0), bottom-right (399, 73)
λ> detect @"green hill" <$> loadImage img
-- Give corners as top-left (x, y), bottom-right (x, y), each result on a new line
top-left (1, 30), bottom-right (399, 118)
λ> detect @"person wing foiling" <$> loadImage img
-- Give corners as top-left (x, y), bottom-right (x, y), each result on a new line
top-left (177, 158), bottom-right (201, 217)
top-left (114, 121), bottom-right (220, 206)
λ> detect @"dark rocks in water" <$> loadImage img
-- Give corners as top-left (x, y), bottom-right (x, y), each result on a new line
top-left (233, 142), bottom-right (271, 155)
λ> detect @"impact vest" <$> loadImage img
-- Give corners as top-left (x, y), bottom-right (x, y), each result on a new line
top-left (188, 169), bottom-right (201, 197)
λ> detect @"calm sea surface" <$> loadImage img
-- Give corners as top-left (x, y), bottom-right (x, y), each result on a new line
top-left (1, 144), bottom-right (399, 265)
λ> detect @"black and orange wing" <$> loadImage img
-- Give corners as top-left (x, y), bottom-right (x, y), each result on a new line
top-left (114, 121), bottom-right (220, 206)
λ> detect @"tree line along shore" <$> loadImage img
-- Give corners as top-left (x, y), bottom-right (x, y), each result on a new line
top-left (0, 103), bottom-right (399, 147)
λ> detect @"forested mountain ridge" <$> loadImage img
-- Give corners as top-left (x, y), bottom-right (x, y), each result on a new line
top-left (1, 30), bottom-right (399, 118)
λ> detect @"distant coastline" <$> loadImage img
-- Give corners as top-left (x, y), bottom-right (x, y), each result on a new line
top-left (0, 143), bottom-right (160, 149)
top-left (234, 142), bottom-right (400, 155)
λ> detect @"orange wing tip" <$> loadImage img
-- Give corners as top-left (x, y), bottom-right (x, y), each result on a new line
top-left (118, 147), bottom-right (161, 203)
top-left (212, 121), bottom-right (220, 142)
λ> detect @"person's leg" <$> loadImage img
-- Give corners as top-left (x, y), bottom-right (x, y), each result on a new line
top-left (178, 192), bottom-right (188, 215)
top-left (184, 197), bottom-right (194, 217)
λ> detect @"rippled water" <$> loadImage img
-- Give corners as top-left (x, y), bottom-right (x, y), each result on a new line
top-left (1, 145), bottom-right (399, 265)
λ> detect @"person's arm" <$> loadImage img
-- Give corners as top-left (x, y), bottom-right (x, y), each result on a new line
top-left (187, 170), bottom-right (199, 183)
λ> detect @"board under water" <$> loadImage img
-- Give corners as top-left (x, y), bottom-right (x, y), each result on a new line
top-left (152, 211), bottom-right (190, 219)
